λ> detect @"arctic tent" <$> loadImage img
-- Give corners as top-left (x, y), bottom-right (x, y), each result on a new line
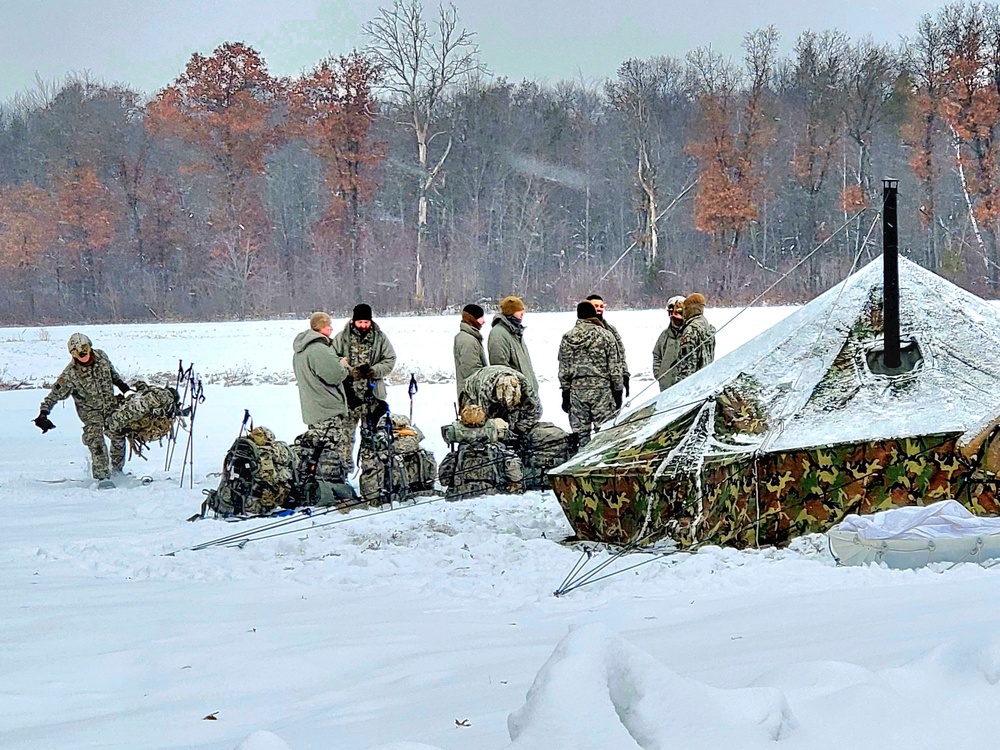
top-left (550, 256), bottom-right (1000, 549)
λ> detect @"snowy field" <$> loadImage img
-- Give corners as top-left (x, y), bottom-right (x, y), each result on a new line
top-left (4, 306), bottom-right (1000, 750)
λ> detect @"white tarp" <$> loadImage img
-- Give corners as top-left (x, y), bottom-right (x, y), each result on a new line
top-left (827, 500), bottom-right (1000, 568)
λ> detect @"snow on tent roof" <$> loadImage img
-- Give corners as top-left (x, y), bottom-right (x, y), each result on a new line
top-left (555, 255), bottom-right (1000, 474)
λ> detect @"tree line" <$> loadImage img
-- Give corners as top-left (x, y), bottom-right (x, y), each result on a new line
top-left (2, 1), bottom-right (1000, 324)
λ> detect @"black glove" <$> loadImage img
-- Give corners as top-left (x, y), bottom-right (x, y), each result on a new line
top-left (612, 390), bottom-right (623, 409)
top-left (117, 382), bottom-right (132, 395)
top-left (623, 374), bottom-right (630, 397)
top-left (34, 410), bottom-right (56, 433)
top-left (356, 363), bottom-right (373, 379)
top-left (561, 389), bottom-right (571, 414)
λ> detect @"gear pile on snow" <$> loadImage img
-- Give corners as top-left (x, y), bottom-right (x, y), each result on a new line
top-left (201, 426), bottom-right (296, 517)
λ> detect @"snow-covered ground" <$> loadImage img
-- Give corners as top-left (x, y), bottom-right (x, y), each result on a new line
top-left (4, 306), bottom-right (1000, 750)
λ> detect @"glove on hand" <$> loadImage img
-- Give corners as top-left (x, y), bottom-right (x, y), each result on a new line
top-left (34, 410), bottom-right (56, 433)
top-left (623, 374), bottom-right (630, 397)
top-left (561, 389), bottom-right (571, 414)
top-left (356, 363), bottom-right (373, 379)
top-left (612, 390), bottom-right (623, 409)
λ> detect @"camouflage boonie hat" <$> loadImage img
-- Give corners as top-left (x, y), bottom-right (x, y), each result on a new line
top-left (460, 404), bottom-right (487, 427)
top-left (495, 374), bottom-right (521, 409)
top-left (67, 332), bottom-right (92, 357)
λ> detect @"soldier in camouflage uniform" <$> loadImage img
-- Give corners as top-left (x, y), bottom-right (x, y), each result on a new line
top-left (676, 292), bottom-right (716, 381)
top-left (586, 294), bottom-right (630, 398)
top-left (293, 311), bottom-right (353, 475)
top-left (460, 364), bottom-right (542, 438)
top-left (652, 295), bottom-right (686, 391)
top-left (35, 333), bottom-right (132, 483)
top-left (331, 303), bottom-right (397, 463)
top-left (558, 301), bottom-right (624, 447)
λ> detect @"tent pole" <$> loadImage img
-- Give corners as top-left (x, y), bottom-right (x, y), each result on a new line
top-left (883, 179), bottom-right (900, 369)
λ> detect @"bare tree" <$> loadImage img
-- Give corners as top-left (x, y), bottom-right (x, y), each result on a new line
top-left (364, 0), bottom-right (482, 304)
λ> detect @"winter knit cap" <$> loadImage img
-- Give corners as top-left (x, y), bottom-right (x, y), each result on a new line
top-left (462, 303), bottom-right (485, 319)
top-left (577, 300), bottom-right (598, 319)
top-left (352, 303), bottom-right (373, 322)
top-left (683, 292), bottom-right (706, 321)
top-left (500, 296), bottom-right (525, 316)
top-left (666, 295), bottom-right (686, 314)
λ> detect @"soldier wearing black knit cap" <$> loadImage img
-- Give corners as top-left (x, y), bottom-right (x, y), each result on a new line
top-left (331, 303), bottom-right (397, 458)
top-left (454, 303), bottom-right (487, 397)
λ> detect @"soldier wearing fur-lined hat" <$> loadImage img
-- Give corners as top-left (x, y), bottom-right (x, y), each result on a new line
top-left (487, 295), bottom-right (539, 399)
top-left (676, 293), bottom-right (716, 381)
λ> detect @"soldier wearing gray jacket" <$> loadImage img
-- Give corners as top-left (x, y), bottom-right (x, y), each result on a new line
top-left (35, 333), bottom-right (131, 485)
top-left (558, 301), bottom-right (624, 447)
top-left (293, 311), bottom-right (354, 471)
top-left (454, 303), bottom-right (487, 397)
top-left (652, 295), bottom-right (686, 391)
top-left (487, 295), bottom-right (539, 398)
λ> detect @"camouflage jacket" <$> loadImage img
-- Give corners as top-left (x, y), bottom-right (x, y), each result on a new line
top-left (676, 314), bottom-right (716, 380)
top-left (601, 318), bottom-right (630, 381)
top-left (487, 314), bottom-right (539, 396)
top-left (558, 318), bottom-right (624, 393)
top-left (652, 323), bottom-right (684, 391)
top-left (454, 321), bottom-right (486, 397)
top-left (331, 321), bottom-right (397, 401)
top-left (461, 365), bottom-right (542, 436)
top-left (41, 349), bottom-right (127, 422)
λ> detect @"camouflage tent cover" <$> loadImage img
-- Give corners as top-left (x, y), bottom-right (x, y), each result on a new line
top-left (550, 257), bottom-right (1000, 549)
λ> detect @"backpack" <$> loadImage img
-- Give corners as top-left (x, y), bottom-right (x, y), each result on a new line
top-left (439, 419), bottom-right (523, 500)
top-left (388, 413), bottom-right (437, 495)
top-left (292, 429), bottom-right (358, 509)
top-left (108, 381), bottom-right (182, 457)
top-left (518, 421), bottom-right (577, 490)
top-left (201, 426), bottom-right (295, 517)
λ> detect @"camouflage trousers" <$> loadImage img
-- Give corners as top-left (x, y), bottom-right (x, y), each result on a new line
top-left (568, 388), bottom-right (617, 449)
top-left (82, 415), bottom-right (125, 480)
top-left (307, 415), bottom-right (354, 476)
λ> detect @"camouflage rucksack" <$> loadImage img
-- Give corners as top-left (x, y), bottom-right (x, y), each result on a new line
top-left (388, 414), bottom-right (437, 495)
top-left (201, 426), bottom-right (295, 517)
top-left (108, 381), bottom-right (182, 457)
top-left (439, 419), bottom-right (523, 500)
top-left (292, 428), bottom-right (358, 509)
top-left (518, 421), bottom-right (577, 490)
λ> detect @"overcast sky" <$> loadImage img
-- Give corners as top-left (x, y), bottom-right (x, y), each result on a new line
top-left (1, 0), bottom-right (950, 103)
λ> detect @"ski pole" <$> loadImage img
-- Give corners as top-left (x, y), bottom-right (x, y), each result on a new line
top-left (408, 373), bottom-right (418, 423)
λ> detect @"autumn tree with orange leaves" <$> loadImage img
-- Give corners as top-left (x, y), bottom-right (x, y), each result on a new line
top-left (288, 52), bottom-right (383, 299)
top-left (933, 5), bottom-right (1000, 290)
top-left (56, 166), bottom-right (119, 309)
top-left (0, 184), bottom-right (56, 319)
top-left (146, 42), bottom-right (281, 318)
top-left (687, 27), bottom-right (778, 257)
